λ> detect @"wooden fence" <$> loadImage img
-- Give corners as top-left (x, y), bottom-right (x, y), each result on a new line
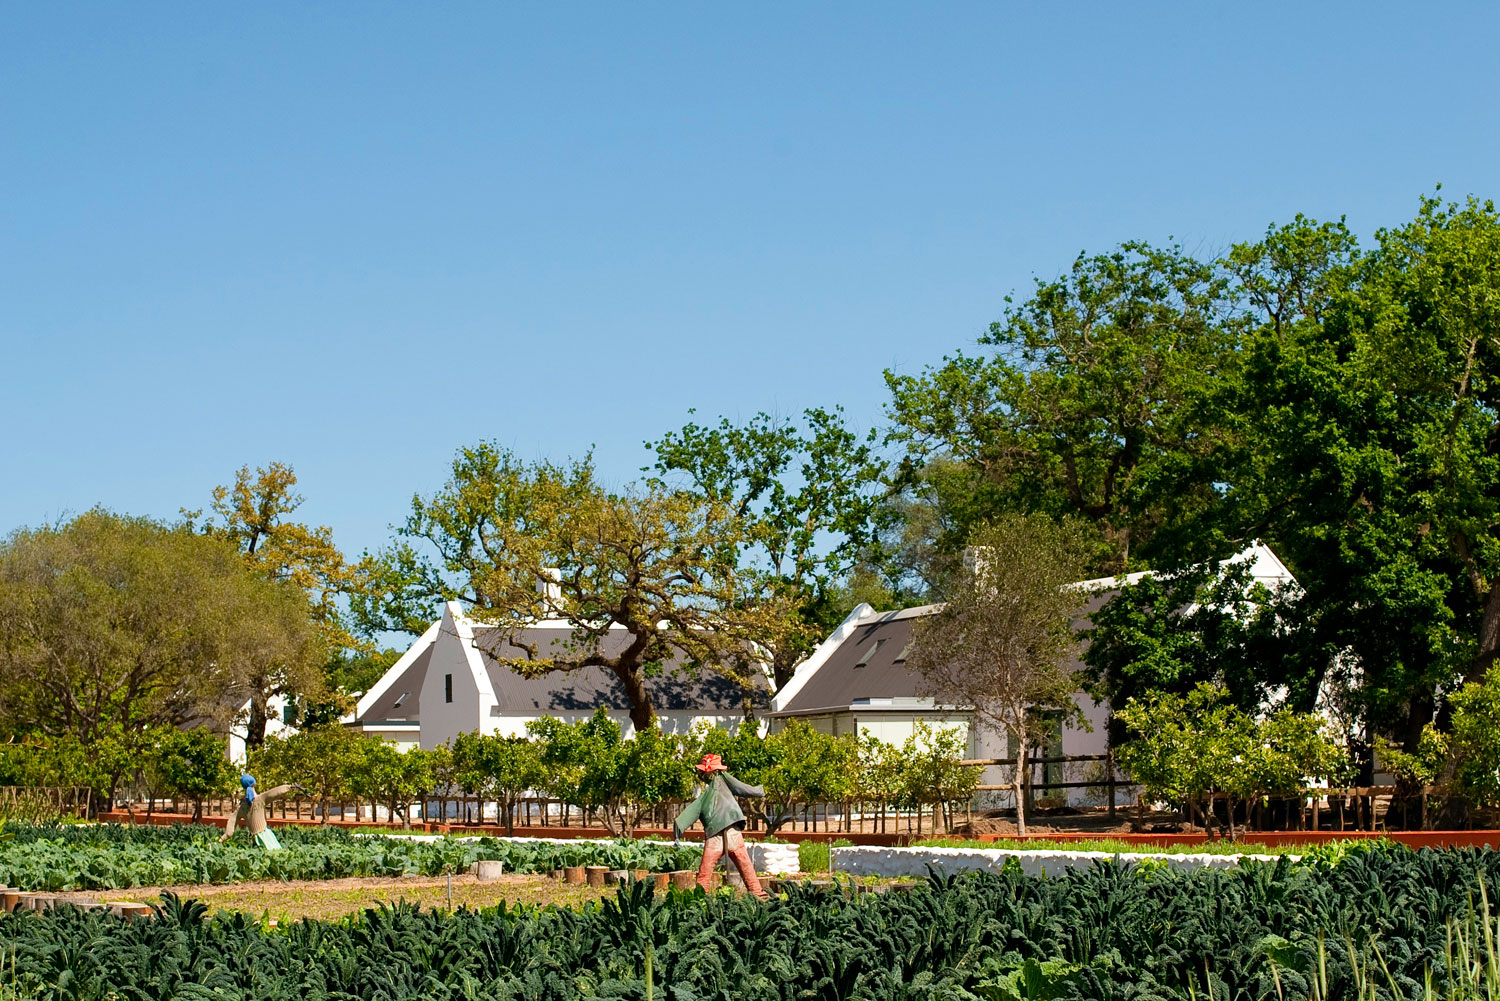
top-left (0, 785), bottom-right (92, 820)
top-left (108, 753), bottom-right (1414, 836)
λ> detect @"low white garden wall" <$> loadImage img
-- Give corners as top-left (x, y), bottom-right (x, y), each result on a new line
top-left (832, 845), bottom-right (1287, 879)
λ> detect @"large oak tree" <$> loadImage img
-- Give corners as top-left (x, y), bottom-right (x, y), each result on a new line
top-left (365, 445), bottom-right (773, 730)
top-left (646, 407), bottom-right (885, 688)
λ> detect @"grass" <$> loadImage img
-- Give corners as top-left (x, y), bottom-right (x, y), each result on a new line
top-left (108, 874), bottom-right (613, 923)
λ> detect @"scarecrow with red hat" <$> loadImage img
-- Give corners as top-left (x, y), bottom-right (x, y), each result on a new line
top-left (673, 753), bottom-right (769, 899)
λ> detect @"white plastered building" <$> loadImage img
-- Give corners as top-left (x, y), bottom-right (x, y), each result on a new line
top-left (768, 542), bottom-right (1297, 807)
top-left (351, 602), bottom-right (768, 749)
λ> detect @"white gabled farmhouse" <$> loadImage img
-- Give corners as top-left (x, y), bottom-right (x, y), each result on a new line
top-left (350, 601), bottom-right (769, 749)
top-left (769, 543), bottom-right (1296, 807)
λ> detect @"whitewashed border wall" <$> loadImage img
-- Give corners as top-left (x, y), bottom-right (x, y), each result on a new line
top-left (832, 845), bottom-right (1287, 878)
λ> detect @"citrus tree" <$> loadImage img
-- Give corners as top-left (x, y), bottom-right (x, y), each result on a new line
top-left (150, 727), bottom-right (235, 821)
top-left (350, 742), bottom-right (435, 829)
top-left (451, 732), bottom-right (543, 834)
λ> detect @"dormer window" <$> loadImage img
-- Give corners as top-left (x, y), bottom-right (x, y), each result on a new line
top-left (893, 640), bottom-right (914, 663)
top-left (854, 639), bottom-right (885, 667)
top-left (392, 692), bottom-right (407, 709)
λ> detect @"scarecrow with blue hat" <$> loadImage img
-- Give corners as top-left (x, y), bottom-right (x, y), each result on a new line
top-left (220, 774), bottom-right (298, 851)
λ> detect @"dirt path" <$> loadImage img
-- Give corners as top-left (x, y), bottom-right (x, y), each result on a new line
top-left (113, 873), bottom-right (611, 922)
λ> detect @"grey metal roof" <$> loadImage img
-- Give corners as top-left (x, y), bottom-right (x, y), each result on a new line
top-left (772, 590), bottom-right (1114, 717)
top-left (775, 614), bottom-right (925, 715)
top-left (474, 626), bottom-right (768, 713)
top-left (359, 643), bottom-right (432, 722)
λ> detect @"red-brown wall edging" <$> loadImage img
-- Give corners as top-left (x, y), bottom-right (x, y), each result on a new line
top-left (94, 812), bottom-right (1500, 850)
top-left (94, 812), bottom-right (913, 845)
top-left (974, 830), bottom-right (1500, 850)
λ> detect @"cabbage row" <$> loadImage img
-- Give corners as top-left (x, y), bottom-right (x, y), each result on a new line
top-left (0, 823), bottom-right (703, 890)
top-left (4, 846), bottom-right (1499, 1000)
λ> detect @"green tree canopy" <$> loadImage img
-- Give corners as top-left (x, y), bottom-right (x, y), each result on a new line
top-left (0, 510), bottom-right (322, 749)
top-left (192, 463), bottom-right (363, 748)
top-left (647, 407), bottom-right (885, 687)
top-left (363, 445), bottom-right (771, 731)
top-left (885, 242), bottom-right (1236, 579)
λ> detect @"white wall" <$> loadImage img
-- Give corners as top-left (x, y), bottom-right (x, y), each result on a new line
top-left (487, 710), bottom-right (761, 740)
top-left (418, 604), bottom-right (491, 750)
top-left (227, 692), bottom-right (295, 764)
top-left (833, 845), bottom-right (1283, 878)
top-left (776, 697), bottom-right (1123, 810)
top-left (359, 725), bottom-right (421, 752)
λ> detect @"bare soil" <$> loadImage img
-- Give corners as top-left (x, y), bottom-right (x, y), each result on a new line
top-left (112, 873), bottom-right (612, 922)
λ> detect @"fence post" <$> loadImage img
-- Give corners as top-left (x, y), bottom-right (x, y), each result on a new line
top-left (1107, 749), bottom-right (1117, 820)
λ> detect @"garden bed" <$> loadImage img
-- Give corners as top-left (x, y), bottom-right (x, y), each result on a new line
top-left (6, 844), bottom-right (1500, 999)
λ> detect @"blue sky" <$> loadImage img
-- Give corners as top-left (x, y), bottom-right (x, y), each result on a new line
top-left (4, 4), bottom-right (1498, 563)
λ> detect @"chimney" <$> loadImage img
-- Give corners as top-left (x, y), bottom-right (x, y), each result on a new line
top-left (537, 568), bottom-right (563, 615)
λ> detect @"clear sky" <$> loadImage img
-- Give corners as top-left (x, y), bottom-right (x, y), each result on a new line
top-left (4, 4), bottom-right (1498, 562)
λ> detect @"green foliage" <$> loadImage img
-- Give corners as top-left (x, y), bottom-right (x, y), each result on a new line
top-left (194, 462), bottom-right (361, 748)
top-left (763, 720), bottom-right (857, 822)
top-left (647, 407), bottom-right (886, 686)
top-left (0, 510), bottom-right (323, 757)
top-left (349, 742), bottom-right (435, 830)
top-left (1377, 725), bottom-right (1449, 791)
top-left (149, 728), bottom-right (236, 813)
top-left (1082, 560), bottom-right (1296, 712)
top-left (881, 194), bottom-right (1500, 770)
top-left (1449, 667), bottom-right (1500, 813)
top-left (696, 720), bottom-right (972, 836)
top-left (0, 823), bottom-right (702, 891)
top-left (527, 710), bottom-right (696, 835)
top-left (900, 721), bottom-right (980, 817)
top-left (1115, 684), bottom-right (1349, 836)
top-left (908, 512), bottom-right (1095, 834)
top-left (251, 724), bottom-right (368, 813)
top-left (884, 241), bottom-right (1234, 575)
top-left (795, 837), bottom-right (852, 873)
top-left (5, 841), bottom-right (1500, 999)
top-left (451, 731), bottom-right (544, 835)
top-left (362, 445), bottom-right (770, 731)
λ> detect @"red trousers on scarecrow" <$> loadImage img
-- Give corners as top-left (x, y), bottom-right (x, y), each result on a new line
top-left (697, 825), bottom-right (766, 897)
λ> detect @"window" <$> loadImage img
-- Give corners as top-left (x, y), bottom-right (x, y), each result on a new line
top-left (282, 703), bottom-right (296, 726)
top-left (392, 692), bottom-right (407, 709)
top-left (854, 639), bottom-right (885, 667)
top-left (445, 674), bottom-right (453, 703)
top-left (893, 640), bottom-right (914, 663)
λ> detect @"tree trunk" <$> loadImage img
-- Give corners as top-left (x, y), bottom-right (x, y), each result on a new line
top-left (1472, 579), bottom-right (1500, 683)
top-left (245, 695), bottom-right (270, 753)
top-left (1012, 732), bottom-right (1029, 836)
top-left (773, 650), bottom-right (799, 692)
top-left (617, 666), bottom-right (657, 732)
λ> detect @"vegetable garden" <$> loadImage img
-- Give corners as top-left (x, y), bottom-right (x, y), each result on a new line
top-left (4, 843), bottom-right (1500, 999)
top-left (0, 824), bottom-right (703, 893)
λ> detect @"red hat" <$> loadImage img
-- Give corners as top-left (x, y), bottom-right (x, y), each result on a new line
top-left (696, 753), bottom-right (728, 773)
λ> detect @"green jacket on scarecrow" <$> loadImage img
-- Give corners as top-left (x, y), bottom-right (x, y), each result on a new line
top-left (674, 770), bottom-right (764, 839)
